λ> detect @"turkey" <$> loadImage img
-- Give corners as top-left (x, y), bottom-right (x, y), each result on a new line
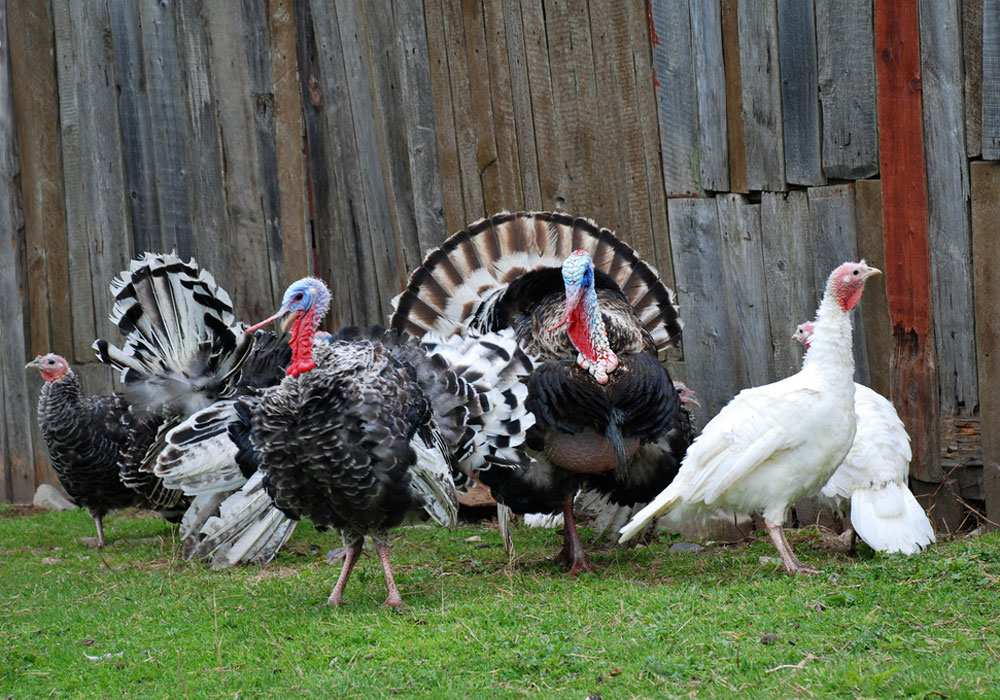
top-left (25, 353), bottom-right (177, 546)
top-left (244, 277), bottom-right (532, 607)
top-left (620, 260), bottom-right (881, 575)
top-left (390, 211), bottom-right (692, 575)
top-left (92, 252), bottom-right (294, 565)
top-left (793, 321), bottom-right (935, 554)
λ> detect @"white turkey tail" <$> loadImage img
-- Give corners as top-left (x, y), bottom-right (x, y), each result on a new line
top-left (190, 471), bottom-right (296, 568)
top-left (93, 251), bottom-right (253, 418)
top-left (849, 482), bottom-right (936, 555)
top-left (390, 211), bottom-right (683, 357)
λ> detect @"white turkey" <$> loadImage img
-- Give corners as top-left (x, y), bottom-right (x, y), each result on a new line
top-left (92, 252), bottom-right (295, 565)
top-left (26, 353), bottom-right (180, 546)
top-left (390, 211), bottom-right (693, 575)
top-left (793, 321), bottom-right (935, 554)
top-left (244, 277), bottom-right (532, 606)
top-left (620, 260), bottom-right (881, 575)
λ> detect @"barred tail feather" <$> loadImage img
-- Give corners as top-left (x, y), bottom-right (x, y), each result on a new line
top-left (390, 212), bottom-right (682, 356)
top-left (154, 401), bottom-right (247, 495)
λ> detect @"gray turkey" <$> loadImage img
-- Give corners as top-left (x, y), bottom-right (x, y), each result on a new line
top-left (390, 211), bottom-right (693, 574)
top-left (92, 252), bottom-right (294, 565)
top-left (243, 276), bottom-right (532, 607)
top-left (26, 353), bottom-right (177, 546)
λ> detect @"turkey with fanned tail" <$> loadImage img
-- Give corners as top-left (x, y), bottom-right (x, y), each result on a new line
top-left (244, 277), bottom-right (532, 607)
top-left (91, 252), bottom-right (296, 565)
top-left (390, 211), bottom-right (693, 575)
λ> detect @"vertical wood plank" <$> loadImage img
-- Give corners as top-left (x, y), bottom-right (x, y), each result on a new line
top-left (0, 0), bottom-right (35, 502)
top-left (424, 0), bottom-right (466, 234)
top-left (650, 0), bottom-right (700, 196)
top-left (459, 0), bottom-right (501, 213)
top-left (815, 0), bottom-right (879, 180)
top-left (667, 198), bottom-right (737, 426)
top-left (760, 190), bottom-right (817, 379)
top-left (776, 0), bottom-right (825, 186)
top-left (53, 0), bottom-right (132, 373)
top-left (689, 0), bottom-right (729, 192)
top-left (269, 0), bottom-right (312, 282)
top-left (7, 1), bottom-right (72, 363)
top-left (855, 179), bottom-right (892, 399)
top-left (395, 0), bottom-right (447, 254)
top-left (717, 194), bottom-right (773, 387)
top-left (963, 0), bottom-right (983, 158)
top-left (875, 0), bottom-right (941, 482)
top-left (501, 0), bottom-right (542, 212)
top-left (971, 161), bottom-right (1000, 523)
top-left (807, 184), bottom-right (870, 386)
top-left (567, 0), bottom-right (602, 215)
top-left (919, 0), bottom-right (978, 415)
top-left (720, 0), bottom-right (747, 193)
top-left (737, 0), bottom-right (786, 192)
top-left (541, 0), bottom-right (584, 210)
top-left (983, 0), bottom-right (1000, 158)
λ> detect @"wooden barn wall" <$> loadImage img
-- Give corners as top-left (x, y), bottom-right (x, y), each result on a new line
top-left (0, 0), bottom-right (997, 528)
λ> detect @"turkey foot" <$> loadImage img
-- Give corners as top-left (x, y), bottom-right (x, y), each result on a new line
top-left (555, 496), bottom-right (593, 575)
top-left (374, 539), bottom-right (405, 608)
top-left (325, 538), bottom-right (363, 606)
top-left (765, 518), bottom-right (820, 576)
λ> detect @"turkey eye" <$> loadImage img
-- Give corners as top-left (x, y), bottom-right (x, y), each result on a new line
top-left (852, 269), bottom-right (859, 275)
top-left (293, 292), bottom-right (304, 301)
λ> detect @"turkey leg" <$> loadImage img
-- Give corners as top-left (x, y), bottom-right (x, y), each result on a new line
top-left (764, 518), bottom-right (819, 575)
top-left (373, 538), bottom-right (404, 608)
top-left (94, 514), bottom-right (107, 548)
top-left (556, 496), bottom-right (593, 575)
top-left (325, 537), bottom-right (364, 606)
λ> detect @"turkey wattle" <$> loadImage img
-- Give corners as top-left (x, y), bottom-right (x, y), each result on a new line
top-left (620, 261), bottom-right (881, 576)
top-left (245, 277), bottom-right (532, 607)
top-left (793, 321), bottom-right (935, 555)
top-left (390, 211), bottom-right (693, 575)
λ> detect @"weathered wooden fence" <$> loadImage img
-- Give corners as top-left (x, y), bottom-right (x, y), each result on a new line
top-left (1, 0), bottom-right (997, 531)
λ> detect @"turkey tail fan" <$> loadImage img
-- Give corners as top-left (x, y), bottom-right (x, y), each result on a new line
top-left (390, 211), bottom-right (683, 356)
top-left (849, 482), bottom-right (936, 555)
top-left (191, 471), bottom-right (296, 568)
top-left (93, 251), bottom-right (254, 419)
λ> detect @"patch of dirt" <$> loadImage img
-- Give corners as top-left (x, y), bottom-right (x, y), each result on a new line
top-left (0, 505), bottom-right (46, 519)
top-left (253, 566), bottom-right (300, 581)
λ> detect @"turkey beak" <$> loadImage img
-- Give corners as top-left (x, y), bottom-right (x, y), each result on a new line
top-left (25, 357), bottom-right (41, 370)
top-left (246, 306), bottom-right (295, 334)
top-left (862, 266), bottom-right (882, 280)
top-left (279, 310), bottom-right (300, 333)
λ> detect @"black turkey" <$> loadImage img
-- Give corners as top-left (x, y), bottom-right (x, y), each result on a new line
top-left (244, 277), bottom-right (531, 607)
top-left (26, 353), bottom-right (177, 546)
top-left (92, 252), bottom-right (294, 564)
top-left (390, 211), bottom-right (694, 574)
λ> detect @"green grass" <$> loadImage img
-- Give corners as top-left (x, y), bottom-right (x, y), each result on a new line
top-left (1, 505), bottom-right (997, 699)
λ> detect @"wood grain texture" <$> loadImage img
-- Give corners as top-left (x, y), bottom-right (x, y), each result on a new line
top-left (53, 0), bottom-right (132, 373)
top-left (459, 0), bottom-right (502, 214)
top-left (760, 190), bottom-right (817, 379)
top-left (650, 0), bottom-right (700, 196)
top-left (806, 184), bottom-right (870, 387)
top-left (720, 0), bottom-right (747, 193)
top-left (423, 0), bottom-right (465, 234)
top-left (501, 0), bottom-right (541, 211)
top-left (854, 180), bottom-right (891, 400)
top-left (964, 0), bottom-right (983, 158)
top-left (6, 1), bottom-right (71, 363)
top-left (776, 0), bottom-right (825, 186)
top-left (874, 0), bottom-right (941, 482)
top-left (815, 0), bottom-right (879, 180)
top-left (269, 0), bottom-right (312, 282)
top-left (983, 0), bottom-right (1000, 158)
top-left (716, 194), bottom-right (773, 388)
top-left (542, 0), bottom-right (584, 211)
top-left (520, 0), bottom-right (563, 208)
top-left (737, 0), bottom-right (786, 191)
top-left (689, 0), bottom-right (729, 192)
top-left (918, 0), bottom-right (978, 415)
top-left (0, 0), bottom-right (36, 502)
top-left (667, 198), bottom-right (738, 426)
top-left (971, 162), bottom-right (1000, 522)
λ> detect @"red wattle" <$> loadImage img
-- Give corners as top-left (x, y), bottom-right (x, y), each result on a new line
top-left (286, 308), bottom-right (318, 377)
top-left (566, 306), bottom-right (597, 362)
